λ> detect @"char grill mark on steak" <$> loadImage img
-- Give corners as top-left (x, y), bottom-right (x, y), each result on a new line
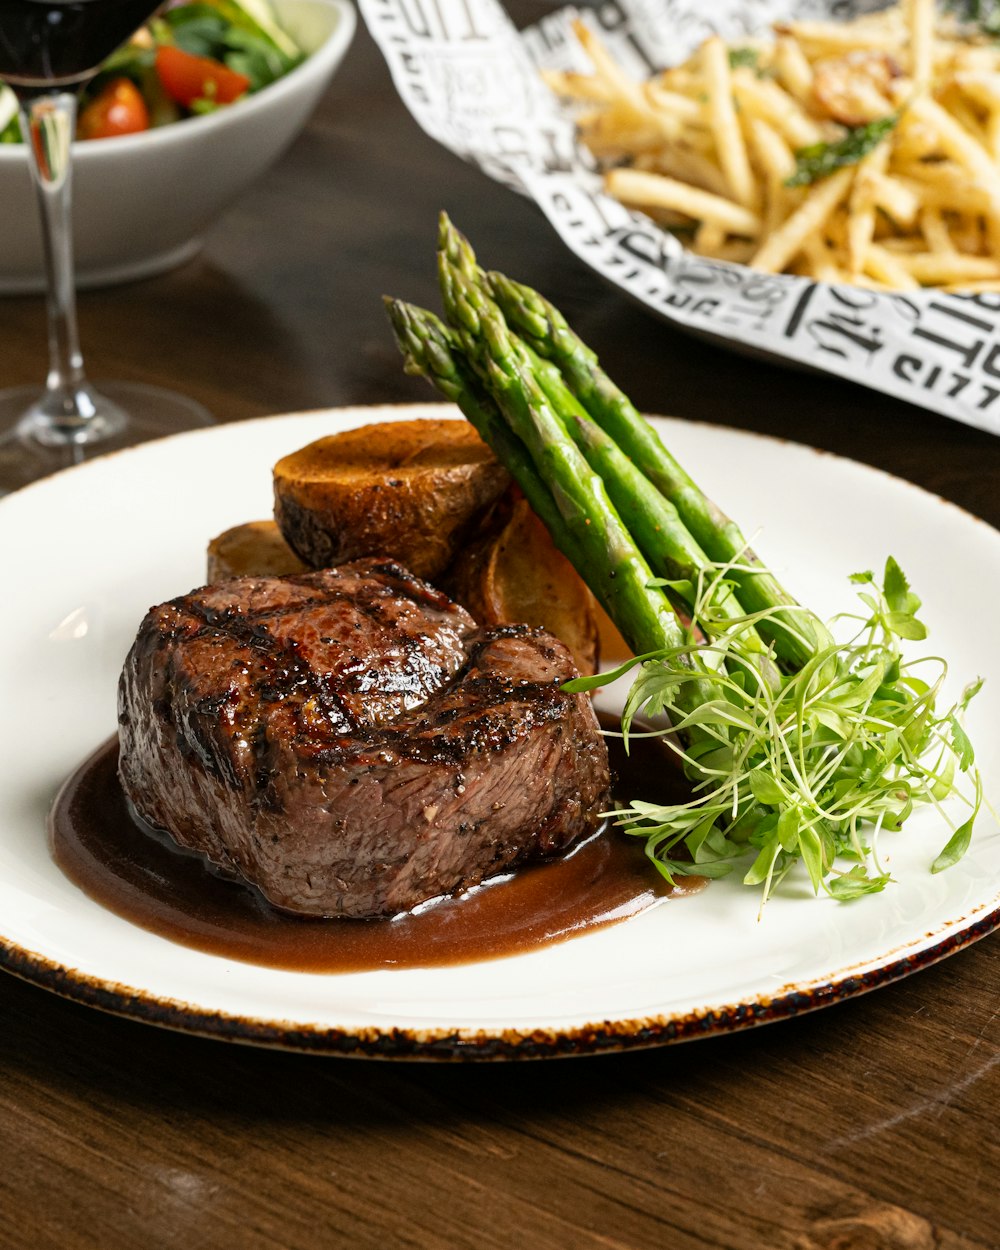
top-left (117, 559), bottom-right (611, 919)
top-left (310, 624), bottom-right (571, 768)
top-left (165, 560), bottom-right (473, 742)
top-left (174, 597), bottom-right (359, 733)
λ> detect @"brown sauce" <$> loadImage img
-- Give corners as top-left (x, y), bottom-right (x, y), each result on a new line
top-left (49, 717), bottom-right (701, 973)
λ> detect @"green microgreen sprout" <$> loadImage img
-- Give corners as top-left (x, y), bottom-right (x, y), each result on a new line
top-left (567, 556), bottom-right (985, 913)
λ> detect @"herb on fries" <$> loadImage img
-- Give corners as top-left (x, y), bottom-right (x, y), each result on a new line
top-left (728, 47), bottom-right (762, 72)
top-left (544, 0), bottom-right (1000, 290)
top-left (945, 0), bottom-right (1000, 37)
top-left (785, 114), bottom-right (898, 187)
top-left (386, 215), bottom-right (985, 908)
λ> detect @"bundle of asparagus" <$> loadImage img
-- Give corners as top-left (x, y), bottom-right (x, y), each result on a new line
top-left (385, 214), bottom-right (982, 903)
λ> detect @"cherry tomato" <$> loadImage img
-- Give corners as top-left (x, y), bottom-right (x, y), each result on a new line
top-left (154, 46), bottom-right (251, 109)
top-left (77, 78), bottom-right (150, 141)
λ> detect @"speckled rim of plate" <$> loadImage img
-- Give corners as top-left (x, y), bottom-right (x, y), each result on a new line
top-left (1, 404), bottom-right (998, 1061)
top-left (1, 900), bottom-right (999, 1060)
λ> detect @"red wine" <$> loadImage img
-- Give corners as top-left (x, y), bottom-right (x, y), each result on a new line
top-left (0, 0), bottom-right (161, 91)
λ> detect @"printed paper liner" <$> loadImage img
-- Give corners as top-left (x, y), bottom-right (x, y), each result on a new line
top-left (360, 0), bottom-right (1000, 434)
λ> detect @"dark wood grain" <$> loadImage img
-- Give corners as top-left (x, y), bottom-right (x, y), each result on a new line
top-left (0, 10), bottom-right (997, 1250)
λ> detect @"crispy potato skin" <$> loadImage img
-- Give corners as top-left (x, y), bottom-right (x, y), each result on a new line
top-left (273, 419), bottom-right (510, 581)
top-left (206, 521), bottom-right (308, 583)
top-left (209, 422), bottom-right (601, 676)
top-left (443, 491), bottom-right (601, 677)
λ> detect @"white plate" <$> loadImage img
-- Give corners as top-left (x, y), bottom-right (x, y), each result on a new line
top-left (2, 403), bottom-right (998, 1059)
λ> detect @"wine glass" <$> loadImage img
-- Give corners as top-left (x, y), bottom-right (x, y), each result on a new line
top-left (0, 0), bottom-right (212, 495)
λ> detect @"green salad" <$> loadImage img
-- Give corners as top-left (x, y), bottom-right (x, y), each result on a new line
top-left (0, 0), bottom-right (303, 143)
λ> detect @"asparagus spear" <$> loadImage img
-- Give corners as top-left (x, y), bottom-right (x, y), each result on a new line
top-left (387, 294), bottom-right (775, 686)
top-left (386, 288), bottom-right (684, 661)
top-left (524, 343), bottom-right (778, 679)
top-left (434, 224), bottom-right (698, 664)
top-left (487, 268), bottom-right (834, 670)
top-left (435, 216), bottom-right (776, 680)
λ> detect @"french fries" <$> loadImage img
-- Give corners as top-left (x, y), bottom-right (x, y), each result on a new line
top-left (546, 0), bottom-right (1000, 290)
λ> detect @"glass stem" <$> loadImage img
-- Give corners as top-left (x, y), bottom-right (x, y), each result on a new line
top-left (17, 91), bottom-right (124, 444)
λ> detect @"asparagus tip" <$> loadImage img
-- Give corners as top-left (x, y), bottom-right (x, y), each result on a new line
top-left (438, 212), bottom-right (480, 277)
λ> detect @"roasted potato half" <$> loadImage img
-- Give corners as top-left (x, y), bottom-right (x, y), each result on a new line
top-left (207, 520), bottom-right (307, 583)
top-left (444, 492), bottom-right (601, 677)
top-left (273, 419), bottom-right (510, 581)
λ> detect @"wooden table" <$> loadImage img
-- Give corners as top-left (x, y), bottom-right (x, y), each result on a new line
top-left (1, 11), bottom-right (998, 1249)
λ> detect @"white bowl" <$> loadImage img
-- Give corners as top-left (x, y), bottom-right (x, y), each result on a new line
top-left (0, 0), bottom-right (355, 293)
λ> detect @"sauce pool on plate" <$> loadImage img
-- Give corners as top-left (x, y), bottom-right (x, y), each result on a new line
top-left (50, 717), bottom-right (702, 972)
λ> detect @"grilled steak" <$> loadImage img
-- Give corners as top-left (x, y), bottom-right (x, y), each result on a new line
top-left (117, 559), bottom-right (611, 918)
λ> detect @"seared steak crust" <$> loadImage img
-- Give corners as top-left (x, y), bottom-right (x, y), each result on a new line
top-left (118, 559), bottom-right (610, 918)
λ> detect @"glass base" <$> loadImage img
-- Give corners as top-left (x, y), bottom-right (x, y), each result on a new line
top-left (0, 381), bottom-right (214, 495)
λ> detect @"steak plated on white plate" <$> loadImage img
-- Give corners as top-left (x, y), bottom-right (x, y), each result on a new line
top-left (117, 558), bottom-right (611, 918)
